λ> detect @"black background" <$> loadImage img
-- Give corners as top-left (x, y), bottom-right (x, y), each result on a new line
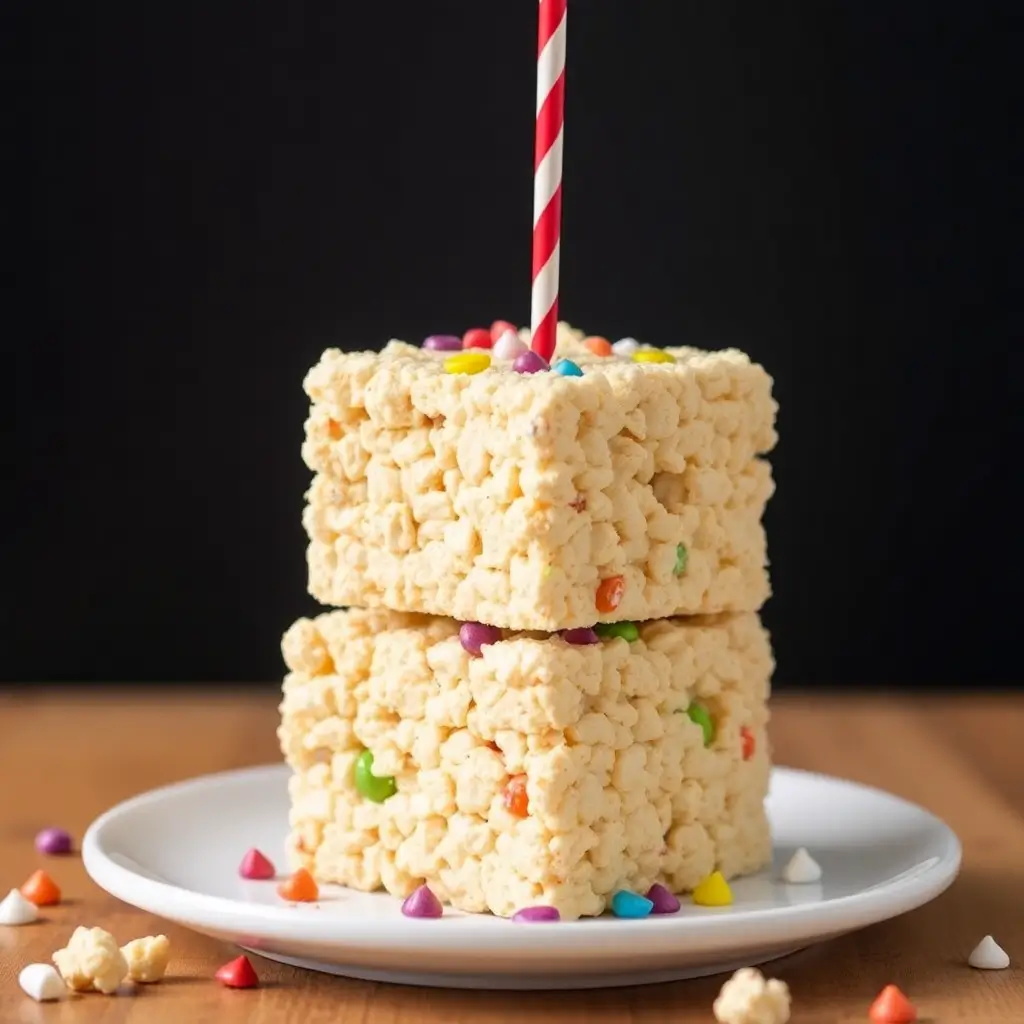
top-left (4, 2), bottom-right (1019, 687)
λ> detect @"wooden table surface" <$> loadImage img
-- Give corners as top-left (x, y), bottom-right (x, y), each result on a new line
top-left (1, 690), bottom-right (1022, 1023)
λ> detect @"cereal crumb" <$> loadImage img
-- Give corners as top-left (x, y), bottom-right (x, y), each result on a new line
top-left (713, 967), bottom-right (791, 1024)
top-left (121, 934), bottom-right (171, 982)
top-left (52, 926), bottom-right (129, 994)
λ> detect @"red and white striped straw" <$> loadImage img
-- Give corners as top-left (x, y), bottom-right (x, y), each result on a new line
top-left (530, 0), bottom-right (567, 363)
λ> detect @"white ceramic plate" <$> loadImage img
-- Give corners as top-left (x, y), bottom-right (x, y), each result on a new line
top-left (82, 764), bottom-right (960, 990)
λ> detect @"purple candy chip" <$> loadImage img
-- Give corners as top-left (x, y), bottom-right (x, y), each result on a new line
top-left (34, 827), bottom-right (73, 855)
top-left (511, 905), bottom-right (561, 923)
top-left (561, 627), bottom-right (600, 645)
top-left (422, 334), bottom-right (464, 351)
top-left (645, 883), bottom-right (681, 914)
top-left (459, 621), bottom-right (502, 657)
top-left (512, 351), bottom-right (549, 374)
top-left (401, 884), bottom-right (444, 919)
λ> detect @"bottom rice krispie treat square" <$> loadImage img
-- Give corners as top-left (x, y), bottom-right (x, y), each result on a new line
top-left (279, 608), bottom-right (773, 920)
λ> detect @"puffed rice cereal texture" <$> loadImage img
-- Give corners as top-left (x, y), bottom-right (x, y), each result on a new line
top-left (52, 926), bottom-right (128, 995)
top-left (279, 606), bottom-right (773, 920)
top-left (302, 322), bottom-right (777, 630)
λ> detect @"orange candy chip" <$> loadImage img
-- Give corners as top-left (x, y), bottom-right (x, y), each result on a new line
top-left (740, 726), bottom-right (755, 761)
top-left (595, 575), bottom-right (625, 613)
top-left (503, 775), bottom-right (529, 817)
top-left (277, 867), bottom-right (319, 903)
top-left (869, 984), bottom-right (917, 1023)
top-left (583, 336), bottom-right (612, 356)
top-left (20, 869), bottom-right (61, 906)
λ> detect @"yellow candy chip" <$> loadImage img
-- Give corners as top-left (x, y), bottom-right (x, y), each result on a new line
top-left (692, 871), bottom-right (733, 907)
top-left (444, 351), bottom-right (491, 375)
top-left (632, 349), bottom-right (676, 364)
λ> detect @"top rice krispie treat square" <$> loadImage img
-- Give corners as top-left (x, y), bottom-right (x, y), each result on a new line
top-left (302, 324), bottom-right (777, 631)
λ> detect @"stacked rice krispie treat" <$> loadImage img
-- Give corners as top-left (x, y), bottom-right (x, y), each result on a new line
top-left (279, 323), bottom-right (778, 920)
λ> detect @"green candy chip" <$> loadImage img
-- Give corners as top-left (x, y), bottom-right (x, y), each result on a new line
top-left (354, 748), bottom-right (397, 803)
top-left (673, 543), bottom-right (689, 576)
top-left (681, 701), bottom-right (715, 747)
top-left (594, 621), bottom-right (640, 642)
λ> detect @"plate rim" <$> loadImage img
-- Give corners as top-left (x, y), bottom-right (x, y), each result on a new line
top-left (82, 763), bottom-right (962, 959)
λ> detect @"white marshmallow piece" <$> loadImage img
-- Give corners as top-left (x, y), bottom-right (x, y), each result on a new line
top-left (492, 329), bottom-right (527, 361)
top-left (969, 935), bottom-right (1009, 970)
top-left (611, 337), bottom-right (640, 356)
top-left (0, 888), bottom-right (39, 925)
top-left (18, 963), bottom-right (67, 1002)
top-left (781, 847), bottom-right (822, 884)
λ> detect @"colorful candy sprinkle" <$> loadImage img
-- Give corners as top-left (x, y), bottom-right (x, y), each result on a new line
top-left (512, 906), bottom-right (560, 923)
top-left (493, 330), bottom-right (528, 361)
top-left (503, 774), bottom-right (529, 817)
top-left (552, 358), bottom-right (583, 376)
top-left (401, 884), bottom-right (444, 919)
top-left (633, 349), bottom-right (675, 364)
top-left (612, 337), bottom-right (639, 356)
top-left (463, 327), bottom-right (493, 349)
top-left (685, 701), bottom-right (716, 746)
top-left (692, 871), bottom-right (733, 907)
top-left (459, 621), bottom-right (502, 657)
top-left (20, 869), bottom-right (60, 907)
top-left (595, 575), bottom-right (625, 613)
top-left (445, 351), bottom-right (491, 375)
top-left (277, 867), bottom-right (319, 902)
top-left (673, 543), bottom-right (689, 576)
top-left (354, 749), bottom-right (398, 803)
top-left (868, 984), bottom-right (917, 1023)
top-left (740, 726), bottom-right (755, 761)
top-left (611, 890), bottom-right (653, 919)
top-left (645, 883), bottom-right (681, 914)
top-left (34, 827), bottom-right (72, 855)
top-left (0, 888), bottom-right (39, 925)
top-left (215, 955), bottom-right (259, 989)
top-left (238, 848), bottom-right (276, 880)
top-left (18, 963), bottom-right (66, 1002)
top-left (583, 336), bottom-right (612, 356)
top-left (512, 350), bottom-right (549, 374)
top-left (490, 320), bottom-right (517, 341)
top-left (968, 935), bottom-right (1010, 970)
top-left (422, 334), bottom-right (463, 351)
top-left (594, 621), bottom-right (639, 642)
top-left (562, 627), bottom-right (599, 645)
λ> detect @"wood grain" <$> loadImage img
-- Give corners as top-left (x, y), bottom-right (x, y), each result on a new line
top-left (1, 689), bottom-right (1022, 1023)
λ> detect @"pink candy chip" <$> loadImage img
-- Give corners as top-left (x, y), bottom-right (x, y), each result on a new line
top-left (239, 848), bottom-right (276, 880)
top-left (512, 906), bottom-right (561, 923)
top-left (645, 883), bottom-right (681, 914)
top-left (401, 885), bottom-right (444, 919)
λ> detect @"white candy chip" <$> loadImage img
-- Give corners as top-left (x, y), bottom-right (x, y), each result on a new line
top-left (18, 963), bottom-right (67, 1002)
top-left (968, 935), bottom-right (1009, 970)
top-left (0, 888), bottom-right (39, 925)
top-left (611, 337), bottom-right (640, 356)
top-left (493, 330), bottom-right (527, 361)
top-left (781, 847), bottom-right (822, 884)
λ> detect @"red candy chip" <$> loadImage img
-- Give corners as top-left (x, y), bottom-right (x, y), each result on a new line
top-left (215, 955), bottom-right (259, 989)
top-left (490, 320), bottom-right (517, 342)
top-left (463, 327), bottom-right (493, 350)
top-left (239, 848), bottom-right (276, 880)
top-left (740, 726), bottom-right (755, 761)
top-left (869, 984), bottom-right (917, 1022)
